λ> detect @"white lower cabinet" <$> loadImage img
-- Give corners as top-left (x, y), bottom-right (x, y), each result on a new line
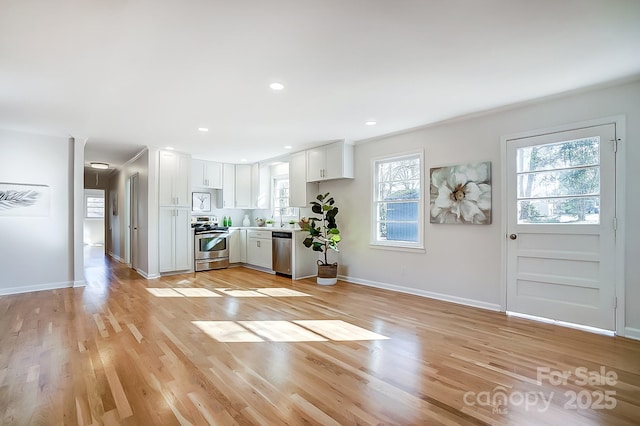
top-left (246, 230), bottom-right (272, 269)
top-left (229, 229), bottom-right (247, 263)
top-left (159, 207), bottom-right (191, 273)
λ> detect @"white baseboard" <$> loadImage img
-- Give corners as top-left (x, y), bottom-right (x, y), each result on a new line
top-left (338, 274), bottom-right (501, 312)
top-left (0, 281), bottom-right (74, 296)
top-left (107, 252), bottom-right (125, 263)
top-left (73, 280), bottom-right (86, 288)
top-left (624, 327), bottom-right (640, 341)
top-left (137, 268), bottom-right (160, 279)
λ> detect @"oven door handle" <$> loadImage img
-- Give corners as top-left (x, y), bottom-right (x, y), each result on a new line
top-left (197, 233), bottom-right (229, 238)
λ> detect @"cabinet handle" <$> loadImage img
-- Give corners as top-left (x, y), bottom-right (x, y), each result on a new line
top-left (257, 240), bottom-right (260, 248)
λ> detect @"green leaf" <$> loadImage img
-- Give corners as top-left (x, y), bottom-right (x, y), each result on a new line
top-left (312, 205), bottom-right (322, 214)
top-left (302, 237), bottom-right (313, 248)
top-left (322, 205), bottom-right (332, 211)
top-left (328, 228), bottom-right (340, 234)
top-left (312, 242), bottom-right (324, 252)
top-left (316, 194), bottom-right (324, 201)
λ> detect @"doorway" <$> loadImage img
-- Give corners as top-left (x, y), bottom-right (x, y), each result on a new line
top-left (504, 122), bottom-right (620, 331)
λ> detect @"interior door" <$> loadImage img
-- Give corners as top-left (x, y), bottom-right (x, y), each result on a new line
top-left (506, 124), bottom-right (617, 330)
top-left (130, 173), bottom-right (140, 272)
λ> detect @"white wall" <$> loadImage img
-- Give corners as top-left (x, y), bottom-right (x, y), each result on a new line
top-left (322, 79), bottom-right (640, 332)
top-left (0, 129), bottom-right (74, 294)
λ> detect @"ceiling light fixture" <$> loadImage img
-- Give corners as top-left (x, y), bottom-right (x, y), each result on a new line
top-left (365, 121), bottom-right (377, 126)
top-left (270, 82), bottom-right (284, 91)
top-left (284, 145), bottom-right (292, 149)
top-left (90, 162), bottom-right (109, 170)
top-left (198, 127), bottom-right (209, 132)
top-left (240, 158), bottom-right (247, 162)
top-left (165, 146), bottom-right (175, 150)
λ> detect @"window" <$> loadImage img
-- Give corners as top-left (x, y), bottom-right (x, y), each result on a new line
top-left (372, 152), bottom-right (423, 249)
top-left (273, 176), bottom-right (297, 219)
top-left (516, 137), bottom-right (600, 224)
top-left (85, 193), bottom-right (105, 218)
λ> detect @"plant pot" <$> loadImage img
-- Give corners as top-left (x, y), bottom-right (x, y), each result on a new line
top-left (317, 261), bottom-right (338, 285)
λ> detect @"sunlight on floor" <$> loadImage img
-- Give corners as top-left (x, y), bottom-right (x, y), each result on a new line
top-left (192, 320), bottom-right (390, 343)
top-left (145, 287), bottom-right (312, 298)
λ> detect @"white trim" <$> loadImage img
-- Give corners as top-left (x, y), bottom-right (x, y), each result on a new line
top-left (136, 269), bottom-right (160, 279)
top-left (108, 251), bottom-right (126, 263)
top-left (500, 115), bottom-right (626, 334)
top-left (624, 327), bottom-right (640, 341)
top-left (338, 274), bottom-right (501, 312)
top-left (0, 281), bottom-right (74, 296)
top-left (507, 311), bottom-right (615, 337)
top-left (73, 280), bottom-right (86, 288)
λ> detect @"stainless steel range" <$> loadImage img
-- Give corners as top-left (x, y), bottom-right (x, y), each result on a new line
top-left (193, 218), bottom-right (229, 271)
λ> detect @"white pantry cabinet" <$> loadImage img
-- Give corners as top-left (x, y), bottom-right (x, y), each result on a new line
top-left (306, 140), bottom-right (354, 182)
top-left (159, 150), bottom-right (191, 207)
top-left (158, 207), bottom-right (191, 273)
top-left (192, 159), bottom-right (222, 189)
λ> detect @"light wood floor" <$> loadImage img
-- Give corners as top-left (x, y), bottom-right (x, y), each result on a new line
top-left (1, 252), bottom-right (639, 425)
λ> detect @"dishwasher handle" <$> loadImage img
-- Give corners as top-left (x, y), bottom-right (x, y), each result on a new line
top-left (272, 232), bottom-right (292, 239)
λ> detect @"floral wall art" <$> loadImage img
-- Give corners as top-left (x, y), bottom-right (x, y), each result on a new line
top-left (0, 182), bottom-right (51, 216)
top-left (430, 161), bottom-right (491, 224)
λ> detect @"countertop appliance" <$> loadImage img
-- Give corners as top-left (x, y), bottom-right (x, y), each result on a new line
top-left (272, 231), bottom-right (292, 276)
top-left (194, 222), bottom-right (229, 271)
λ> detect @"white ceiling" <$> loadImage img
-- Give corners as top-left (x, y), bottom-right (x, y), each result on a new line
top-left (1, 0), bottom-right (639, 168)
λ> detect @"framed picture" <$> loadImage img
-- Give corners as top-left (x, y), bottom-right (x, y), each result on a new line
top-left (430, 161), bottom-right (492, 224)
top-left (192, 192), bottom-right (211, 212)
top-left (0, 182), bottom-right (51, 217)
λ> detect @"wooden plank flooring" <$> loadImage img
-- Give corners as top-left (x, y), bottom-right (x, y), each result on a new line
top-left (0, 252), bottom-right (639, 425)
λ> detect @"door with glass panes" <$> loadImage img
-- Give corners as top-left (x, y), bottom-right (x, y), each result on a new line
top-left (506, 124), bottom-right (617, 330)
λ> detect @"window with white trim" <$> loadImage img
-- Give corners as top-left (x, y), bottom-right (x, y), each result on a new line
top-left (273, 176), bottom-right (298, 219)
top-left (372, 152), bottom-right (423, 248)
top-left (85, 193), bottom-right (105, 218)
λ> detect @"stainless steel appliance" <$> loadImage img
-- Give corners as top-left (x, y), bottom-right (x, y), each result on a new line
top-left (194, 222), bottom-right (229, 271)
top-left (272, 231), bottom-right (292, 276)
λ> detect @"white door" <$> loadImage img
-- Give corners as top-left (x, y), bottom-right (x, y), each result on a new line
top-left (506, 124), bottom-right (617, 330)
top-left (130, 173), bottom-right (140, 271)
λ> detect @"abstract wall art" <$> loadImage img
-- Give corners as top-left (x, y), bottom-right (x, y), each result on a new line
top-left (430, 161), bottom-right (491, 224)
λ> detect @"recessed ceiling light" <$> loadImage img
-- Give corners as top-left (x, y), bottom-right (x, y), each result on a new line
top-left (198, 127), bottom-right (209, 132)
top-left (240, 158), bottom-right (247, 162)
top-left (365, 121), bottom-right (377, 126)
top-left (270, 82), bottom-right (284, 91)
top-left (90, 162), bottom-right (109, 170)
top-left (165, 146), bottom-right (175, 150)
top-left (284, 145), bottom-right (292, 149)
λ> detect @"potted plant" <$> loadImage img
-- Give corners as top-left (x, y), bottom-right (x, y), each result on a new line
top-left (301, 192), bottom-right (341, 285)
top-left (265, 219), bottom-right (274, 227)
top-left (288, 219), bottom-right (296, 228)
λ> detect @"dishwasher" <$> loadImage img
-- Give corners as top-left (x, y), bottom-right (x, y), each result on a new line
top-left (272, 232), bottom-right (292, 276)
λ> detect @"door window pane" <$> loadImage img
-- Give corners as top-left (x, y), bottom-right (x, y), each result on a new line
top-left (516, 137), bottom-right (600, 224)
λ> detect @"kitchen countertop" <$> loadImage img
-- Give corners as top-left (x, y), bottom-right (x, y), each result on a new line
top-left (229, 226), bottom-right (303, 232)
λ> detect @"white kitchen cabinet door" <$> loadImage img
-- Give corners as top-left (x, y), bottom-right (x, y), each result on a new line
top-left (193, 160), bottom-right (222, 189)
top-left (254, 163), bottom-right (271, 209)
top-left (235, 164), bottom-right (253, 208)
top-left (306, 147), bottom-right (325, 182)
top-left (247, 237), bottom-right (272, 269)
top-left (222, 163), bottom-right (235, 208)
top-left (305, 141), bottom-right (354, 182)
top-left (228, 229), bottom-right (247, 263)
top-left (204, 161), bottom-right (223, 189)
top-left (160, 150), bottom-right (191, 207)
top-left (159, 207), bottom-right (191, 272)
top-left (289, 151), bottom-right (318, 207)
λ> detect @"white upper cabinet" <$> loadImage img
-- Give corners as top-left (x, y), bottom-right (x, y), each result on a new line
top-left (192, 159), bottom-right (222, 189)
top-left (289, 150), bottom-right (319, 207)
top-left (235, 164), bottom-right (253, 208)
top-left (305, 140), bottom-right (354, 182)
top-left (222, 163), bottom-right (235, 208)
top-left (221, 162), bottom-right (270, 209)
top-left (159, 150), bottom-right (191, 207)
